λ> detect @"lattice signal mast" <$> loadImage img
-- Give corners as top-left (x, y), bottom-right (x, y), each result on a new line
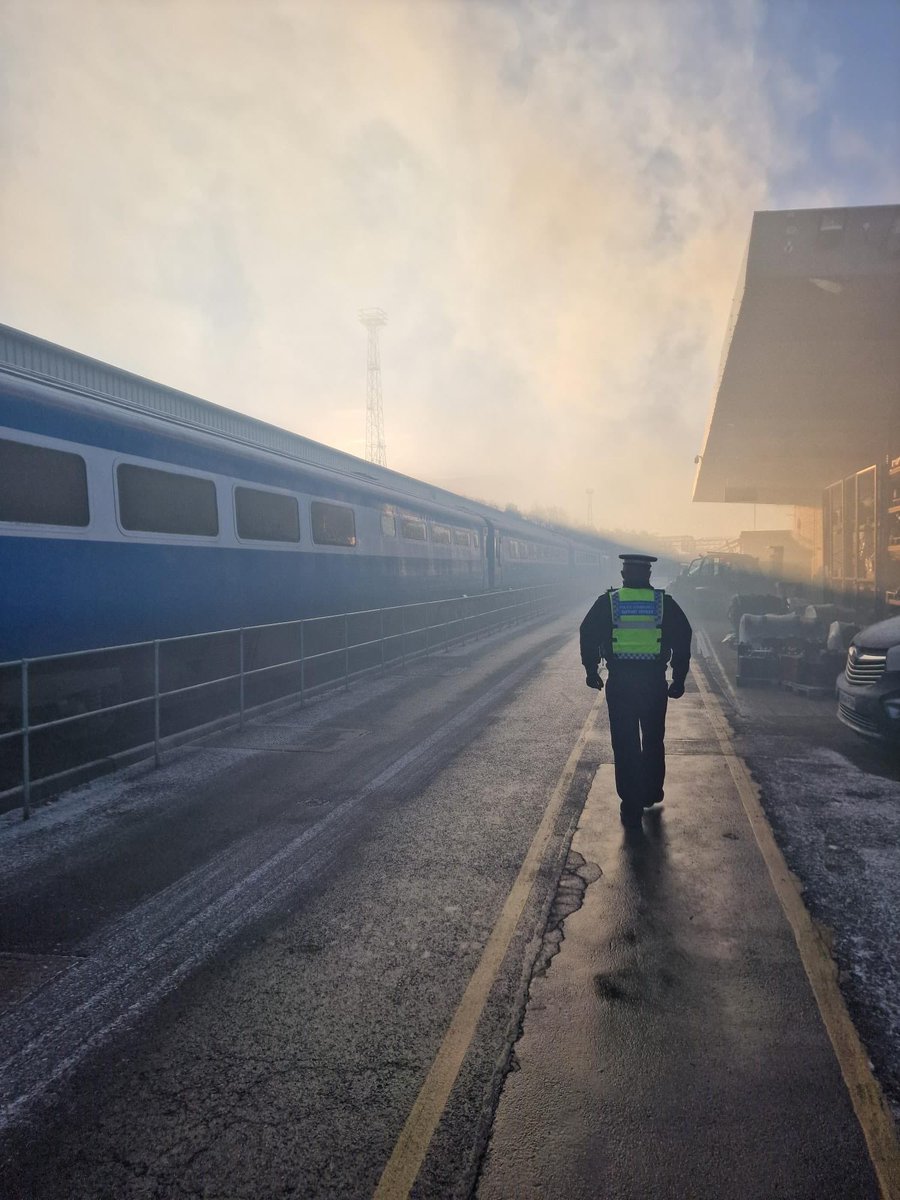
top-left (359, 308), bottom-right (388, 467)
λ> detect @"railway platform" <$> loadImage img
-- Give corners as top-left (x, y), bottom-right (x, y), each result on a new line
top-left (476, 679), bottom-right (891, 1200)
top-left (1, 613), bottom-right (898, 1199)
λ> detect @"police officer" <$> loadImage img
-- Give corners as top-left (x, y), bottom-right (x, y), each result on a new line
top-left (580, 553), bottom-right (692, 829)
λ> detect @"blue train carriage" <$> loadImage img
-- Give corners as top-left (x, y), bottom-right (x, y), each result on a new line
top-left (0, 322), bottom-right (629, 677)
top-left (478, 512), bottom-right (569, 591)
top-left (566, 531), bottom-right (620, 596)
top-left (0, 370), bottom-right (489, 663)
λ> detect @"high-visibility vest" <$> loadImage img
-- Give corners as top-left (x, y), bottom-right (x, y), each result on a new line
top-left (610, 587), bottom-right (665, 660)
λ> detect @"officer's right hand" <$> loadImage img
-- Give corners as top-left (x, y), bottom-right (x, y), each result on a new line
top-left (585, 670), bottom-right (603, 691)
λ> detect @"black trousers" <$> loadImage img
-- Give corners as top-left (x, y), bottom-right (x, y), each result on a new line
top-left (605, 672), bottom-right (669, 811)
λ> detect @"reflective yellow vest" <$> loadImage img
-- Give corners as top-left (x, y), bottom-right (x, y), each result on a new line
top-left (610, 587), bottom-right (665, 660)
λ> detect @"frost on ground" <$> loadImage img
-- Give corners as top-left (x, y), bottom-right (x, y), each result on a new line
top-left (747, 743), bottom-right (900, 1118)
top-left (0, 615), bottom-right (555, 887)
top-left (0, 665), bottom-right (408, 889)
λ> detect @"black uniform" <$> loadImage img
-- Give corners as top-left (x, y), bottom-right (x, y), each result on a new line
top-left (580, 589), bottom-right (692, 819)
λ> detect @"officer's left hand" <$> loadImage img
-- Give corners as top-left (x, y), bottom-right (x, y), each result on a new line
top-left (667, 681), bottom-right (685, 699)
top-left (585, 669), bottom-right (603, 690)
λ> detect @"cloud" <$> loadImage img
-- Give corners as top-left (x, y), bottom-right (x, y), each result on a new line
top-left (0, 0), bottom-right (840, 535)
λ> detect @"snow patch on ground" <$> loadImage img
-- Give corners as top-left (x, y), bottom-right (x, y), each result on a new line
top-left (0, 665), bottom-right (410, 884)
top-left (0, 612), bottom-right (575, 884)
top-left (748, 741), bottom-right (900, 1116)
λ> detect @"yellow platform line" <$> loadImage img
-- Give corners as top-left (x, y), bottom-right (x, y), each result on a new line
top-left (694, 666), bottom-right (900, 1200)
top-left (373, 692), bottom-right (604, 1200)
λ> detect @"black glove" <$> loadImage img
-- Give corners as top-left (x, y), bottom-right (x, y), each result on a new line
top-left (667, 681), bottom-right (685, 699)
top-left (585, 669), bottom-right (603, 691)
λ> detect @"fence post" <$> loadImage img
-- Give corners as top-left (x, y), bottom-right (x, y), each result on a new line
top-left (401, 606), bottom-right (407, 669)
top-left (239, 629), bottom-right (245, 730)
top-left (344, 614), bottom-right (350, 689)
top-left (299, 621), bottom-right (305, 705)
top-left (153, 640), bottom-right (161, 769)
top-left (380, 609), bottom-right (385, 672)
top-left (424, 605), bottom-right (430, 657)
top-left (21, 661), bottom-right (30, 820)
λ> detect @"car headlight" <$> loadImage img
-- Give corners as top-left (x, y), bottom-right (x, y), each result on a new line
top-left (881, 695), bottom-right (900, 720)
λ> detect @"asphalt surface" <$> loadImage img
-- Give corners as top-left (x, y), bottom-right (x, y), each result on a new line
top-left (0, 608), bottom-right (600, 1198)
top-left (478, 687), bottom-right (880, 1200)
top-left (0, 605), bottom-right (894, 1198)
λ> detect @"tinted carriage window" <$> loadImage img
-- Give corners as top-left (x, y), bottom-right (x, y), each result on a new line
top-left (400, 517), bottom-right (426, 541)
top-left (381, 513), bottom-right (397, 537)
top-left (235, 487), bottom-right (300, 543)
top-left (311, 501), bottom-right (356, 547)
top-left (117, 463), bottom-right (218, 536)
top-left (452, 528), bottom-right (470, 547)
top-left (432, 524), bottom-right (452, 545)
top-left (0, 438), bottom-right (89, 527)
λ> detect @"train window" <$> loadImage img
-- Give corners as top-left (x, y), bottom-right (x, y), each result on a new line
top-left (235, 487), bottom-right (300, 543)
top-left (0, 438), bottom-right (89, 527)
top-left (311, 501), bottom-right (357, 547)
top-left (432, 524), bottom-right (452, 545)
top-left (381, 513), bottom-right (397, 537)
top-left (400, 516), bottom-right (427, 541)
top-left (472, 532), bottom-right (480, 550)
top-left (452, 528), bottom-right (470, 547)
top-left (117, 464), bottom-right (219, 536)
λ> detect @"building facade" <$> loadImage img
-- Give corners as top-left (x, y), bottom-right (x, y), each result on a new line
top-left (694, 204), bottom-right (900, 617)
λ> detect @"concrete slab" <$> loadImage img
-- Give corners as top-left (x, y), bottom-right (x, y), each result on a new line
top-left (478, 692), bottom-right (880, 1200)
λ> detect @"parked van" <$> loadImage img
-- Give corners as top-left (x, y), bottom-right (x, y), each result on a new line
top-left (667, 553), bottom-right (763, 616)
top-left (836, 614), bottom-right (900, 746)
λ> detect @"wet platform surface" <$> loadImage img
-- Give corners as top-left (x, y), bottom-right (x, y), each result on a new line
top-left (0, 617), bottom-right (891, 1198)
top-left (478, 689), bottom-right (881, 1200)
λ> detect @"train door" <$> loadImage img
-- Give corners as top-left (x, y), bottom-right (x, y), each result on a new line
top-left (485, 520), bottom-right (499, 589)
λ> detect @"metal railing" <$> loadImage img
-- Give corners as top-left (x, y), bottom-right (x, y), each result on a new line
top-left (0, 585), bottom-right (571, 819)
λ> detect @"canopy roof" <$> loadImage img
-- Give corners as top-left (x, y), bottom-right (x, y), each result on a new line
top-left (694, 204), bottom-right (900, 506)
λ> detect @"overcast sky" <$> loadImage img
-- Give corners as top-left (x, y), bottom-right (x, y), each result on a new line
top-left (2, 0), bottom-right (898, 537)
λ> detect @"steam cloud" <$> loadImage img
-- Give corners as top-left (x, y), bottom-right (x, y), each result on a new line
top-left (1, 1), bottom-right (845, 534)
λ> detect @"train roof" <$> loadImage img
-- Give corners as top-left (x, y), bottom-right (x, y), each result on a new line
top-left (0, 322), bottom-right (615, 548)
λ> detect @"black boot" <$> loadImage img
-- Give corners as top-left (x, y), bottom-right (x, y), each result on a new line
top-left (619, 802), bottom-right (643, 830)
